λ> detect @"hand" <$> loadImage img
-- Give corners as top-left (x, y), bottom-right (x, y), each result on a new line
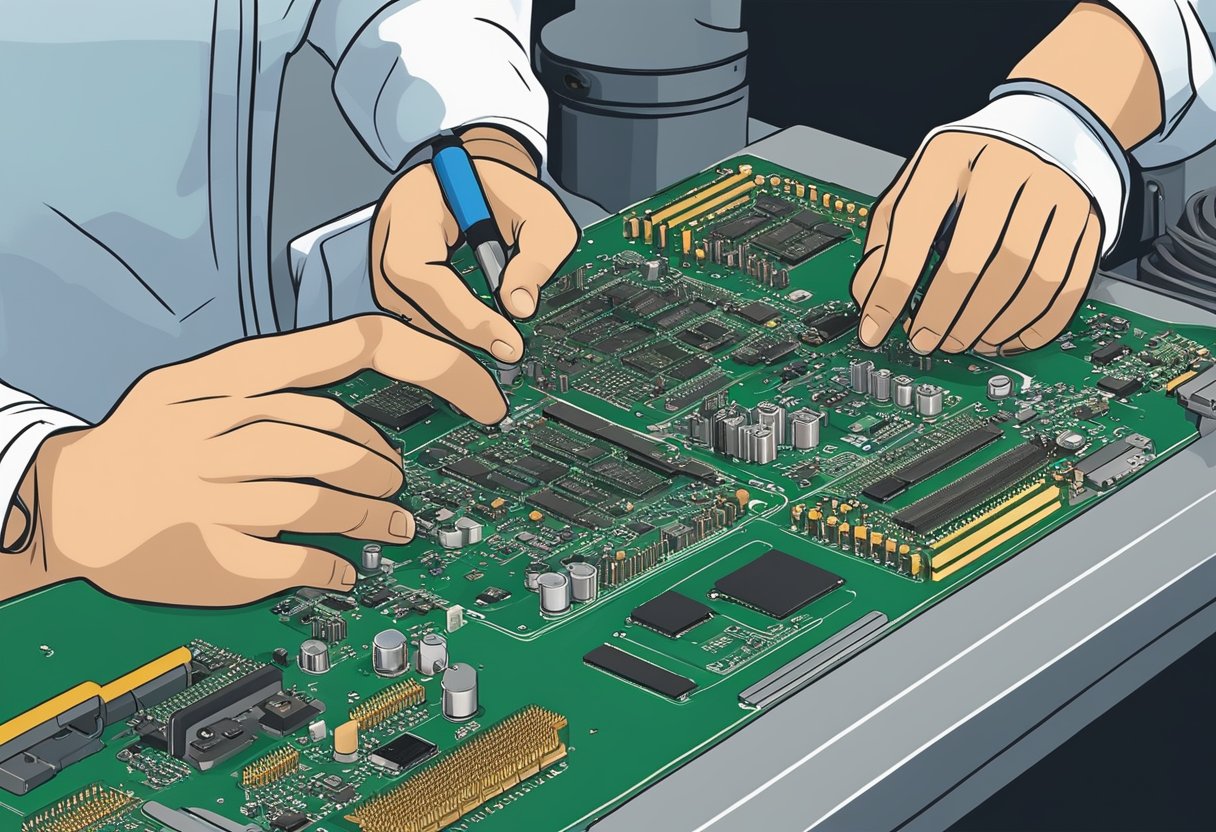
top-left (15, 315), bottom-right (506, 607)
top-left (851, 131), bottom-right (1101, 355)
top-left (371, 128), bottom-right (579, 362)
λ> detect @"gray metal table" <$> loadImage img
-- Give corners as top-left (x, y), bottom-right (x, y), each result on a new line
top-left (589, 125), bottom-right (1216, 832)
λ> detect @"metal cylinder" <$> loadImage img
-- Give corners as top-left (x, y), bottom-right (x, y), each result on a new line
top-left (415, 633), bottom-right (448, 677)
top-left (298, 639), bottom-right (330, 675)
top-left (750, 426), bottom-right (777, 464)
top-left (360, 543), bottom-right (382, 572)
top-left (538, 571), bottom-right (572, 614)
top-left (915, 384), bottom-right (944, 418)
top-left (870, 368), bottom-right (892, 402)
top-left (849, 359), bottom-right (873, 394)
top-left (987, 374), bottom-right (1013, 400)
top-left (441, 663), bottom-right (479, 722)
top-left (894, 375), bottom-right (915, 408)
top-left (753, 402), bottom-right (786, 447)
top-left (789, 409), bottom-right (821, 450)
top-left (567, 562), bottom-right (599, 602)
top-left (372, 629), bottom-right (408, 678)
top-left (721, 414), bottom-right (746, 458)
top-left (524, 561), bottom-right (546, 592)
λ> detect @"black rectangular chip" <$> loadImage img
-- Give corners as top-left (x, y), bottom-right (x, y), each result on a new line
top-left (1097, 376), bottom-right (1142, 398)
top-left (862, 475), bottom-right (908, 503)
top-left (511, 455), bottom-right (567, 482)
top-left (790, 210), bottom-right (821, 229)
top-left (669, 357), bottom-right (711, 381)
top-left (1090, 341), bottom-right (1129, 365)
top-left (631, 591), bottom-right (713, 637)
top-left (712, 213), bottom-right (768, 239)
top-left (369, 732), bottom-right (438, 773)
top-left (715, 549), bottom-right (844, 619)
top-left (760, 339), bottom-right (799, 364)
top-left (352, 384), bottom-right (436, 431)
top-left (736, 301), bottom-right (780, 324)
top-left (583, 644), bottom-right (697, 699)
top-left (893, 425), bottom-right (1002, 485)
top-left (525, 489), bottom-right (609, 528)
top-left (755, 194), bottom-right (797, 216)
top-left (803, 310), bottom-right (859, 343)
top-left (443, 457), bottom-right (495, 487)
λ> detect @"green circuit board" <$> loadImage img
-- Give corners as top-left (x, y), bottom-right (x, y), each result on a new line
top-left (4, 155), bottom-right (1215, 832)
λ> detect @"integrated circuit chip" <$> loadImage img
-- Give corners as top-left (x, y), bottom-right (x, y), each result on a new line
top-left (584, 644), bottom-right (697, 699)
top-left (352, 383), bottom-right (436, 431)
top-left (754, 194), bottom-right (797, 216)
top-left (369, 732), bottom-right (438, 773)
top-left (735, 301), bottom-right (779, 325)
top-left (631, 591), bottom-right (713, 637)
top-left (1097, 375), bottom-right (1142, 398)
top-left (803, 310), bottom-right (859, 344)
top-left (714, 549), bottom-right (843, 619)
top-left (711, 213), bottom-right (768, 239)
top-left (677, 320), bottom-right (737, 351)
top-left (1090, 341), bottom-right (1129, 365)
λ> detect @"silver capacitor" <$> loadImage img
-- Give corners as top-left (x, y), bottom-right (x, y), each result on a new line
top-left (524, 561), bottom-right (546, 592)
top-left (742, 425), bottom-right (776, 464)
top-left (753, 402), bottom-right (786, 446)
top-left (870, 368), bottom-right (892, 402)
top-left (372, 629), bottom-right (408, 677)
top-left (567, 562), bottom-right (599, 602)
top-left (298, 639), bottom-right (330, 675)
top-left (849, 359), bottom-right (874, 394)
top-left (788, 408), bottom-right (821, 450)
top-left (441, 663), bottom-right (478, 722)
top-left (414, 632), bottom-right (448, 676)
top-left (915, 384), bottom-right (944, 418)
top-left (538, 571), bottom-right (571, 614)
top-left (987, 374), bottom-right (1013, 400)
top-left (893, 375), bottom-right (915, 408)
top-left (360, 543), bottom-right (382, 572)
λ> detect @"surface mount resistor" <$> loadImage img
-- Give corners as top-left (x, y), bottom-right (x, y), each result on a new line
top-left (838, 521), bottom-right (850, 547)
top-left (885, 538), bottom-right (897, 566)
top-left (870, 531), bottom-right (883, 558)
top-left (910, 552), bottom-right (922, 577)
top-left (658, 224), bottom-right (668, 249)
top-left (808, 186), bottom-right (819, 202)
top-left (823, 192), bottom-right (832, 208)
top-left (628, 217), bottom-right (640, 238)
top-left (853, 525), bottom-right (867, 553)
top-left (834, 199), bottom-right (844, 212)
top-left (796, 183), bottom-right (806, 198)
top-left (681, 227), bottom-right (693, 255)
top-left (643, 216), bottom-right (654, 243)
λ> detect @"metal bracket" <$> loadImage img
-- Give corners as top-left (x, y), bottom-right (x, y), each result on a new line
top-left (1174, 365), bottom-right (1216, 435)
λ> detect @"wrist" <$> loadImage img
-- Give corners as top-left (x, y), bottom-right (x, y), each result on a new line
top-left (0, 433), bottom-right (73, 600)
top-left (456, 125), bottom-right (540, 177)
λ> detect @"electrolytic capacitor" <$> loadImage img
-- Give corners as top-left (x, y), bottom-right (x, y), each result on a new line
top-left (870, 368), bottom-right (892, 402)
top-left (849, 359), bottom-right (873, 394)
top-left (893, 375), bottom-right (915, 408)
top-left (441, 663), bottom-right (478, 722)
top-left (524, 561), bottom-right (546, 591)
top-left (298, 639), bottom-right (330, 675)
top-left (789, 408), bottom-right (821, 450)
top-left (538, 571), bottom-right (571, 615)
top-left (372, 629), bottom-right (408, 677)
top-left (360, 543), bottom-right (382, 572)
top-left (987, 374), bottom-right (1013, 400)
top-left (915, 384), bottom-right (944, 418)
top-left (567, 562), bottom-right (598, 602)
top-left (753, 401), bottom-right (786, 446)
top-left (414, 632), bottom-right (448, 676)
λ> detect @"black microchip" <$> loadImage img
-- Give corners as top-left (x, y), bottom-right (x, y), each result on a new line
top-left (631, 591), bottom-right (713, 637)
top-left (320, 596), bottom-right (356, 611)
top-left (584, 644), bottom-right (697, 699)
top-left (789, 210), bottom-right (821, 229)
top-left (270, 812), bottom-right (310, 832)
top-left (862, 475), bottom-right (907, 503)
top-left (1090, 341), bottom-right (1129, 365)
top-left (804, 310), bottom-right (859, 343)
top-left (653, 299), bottom-right (713, 329)
top-left (677, 320), bottom-right (737, 351)
top-left (714, 549), bottom-right (843, 619)
top-left (736, 301), bottom-right (780, 325)
top-left (351, 384), bottom-right (436, 431)
top-left (628, 521), bottom-right (656, 534)
top-left (1098, 376), bottom-right (1143, 398)
top-left (271, 647), bottom-right (289, 666)
top-left (755, 194), bottom-right (797, 216)
top-left (605, 282), bottom-right (643, 306)
top-left (369, 732), bottom-right (438, 773)
top-left (669, 357), bottom-right (711, 381)
top-left (712, 213), bottom-right (768, 239)
top-left (361, 588), bottom-right (395, 608)
top-left (511, 455), bottom-right (567, 483)
top-left (475, 587), bottom-right (512, 605)
top-left (486, 471), bottom-right (530, 493)
top-left (760, 339), bottom-right (798, 364)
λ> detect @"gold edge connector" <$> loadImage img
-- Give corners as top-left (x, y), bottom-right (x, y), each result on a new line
top-left (346, 706), bottom-right (568, 832)
top-left (931, 485), bottom-right (1061, 572)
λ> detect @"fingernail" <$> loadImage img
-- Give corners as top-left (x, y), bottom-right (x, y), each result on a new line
top-left (941, 336), bottom-right (966, 353)
top-left (909, 327), bottom-right (939, 354)
top-left (490, 339), bottom-right (518, 362)
top-left (511, 288), bottom-right (535, 317)
top-left (858, 315), bottom-right (882, 346)
top-left (389, 510), bottom-right (412, 540)
top-left (339, 564), bottom-right (356, 588)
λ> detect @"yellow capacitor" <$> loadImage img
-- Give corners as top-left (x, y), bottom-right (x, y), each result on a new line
top-left (791, 504), bottom-right (805, 522)
top-left (885, 538), bottom-right (897, 557)
top-left (490, 497), bottom-right (506, 509)
top-left (839, 503), bottom-right (852, 515)
top-left (695, 247), bottom-right (706, 264)
top-left (859, 206), bottom-right (869, 217)
top-left (870, 531), bottom-right (883, 549)
top-left (628, 217), bottom-right (640, 237)
top-left (838, 522), bottom-right (850, 545)
top-left (528, 510), bottom-right (543, 522)
top-left (846, 202), bottom-right (856, 214)
top-left (643, 217), bottom-right (654, 244)
top-left (616, 550), bottom-right (626, 560)
top-left (826, 515), bottom-right (839, 530)
top-left (739, 163), bottom-right (753, 176)
top-left (658, 224), bottom-right (668, 249)
top-left (769, 175), bottom-right (781, 186)
top-left (911, 553), bottom-right (923, 576)
top-left (809, 187), bottom-right (819, 202)
top-left (796, 183), bottom-right (806, 198)
top-left (854, 525), bottom-right (867, 541)
top-left (823, 193), bottom-right (832, 208)
top-left (334, 719), bottom-right (359, 762)
top-left (681, 228), bottom-right (692, 254)
top-left (834, 199), bottom-right (844, 212)
top-left (899, 543), bottom-right (911, 556)
top-left (735, 488), bottom-right (750, 509)
top-left (754, 174), bottom-right (765, 185)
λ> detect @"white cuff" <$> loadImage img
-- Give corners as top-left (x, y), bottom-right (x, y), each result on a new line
top-left (0, 392), bottom-right (86, 547)
top-left (1105, 0), bottom-right (1198, 137)
top-left (926, 92), bottom-right (1128, 255)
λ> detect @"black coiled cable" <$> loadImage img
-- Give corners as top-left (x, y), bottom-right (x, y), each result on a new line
top-left (1139, 187), bottom-right (1216, 309)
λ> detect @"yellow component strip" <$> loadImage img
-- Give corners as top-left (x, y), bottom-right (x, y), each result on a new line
top-left (0, 683), bottom-right (102, 748)
top-left (932, 501), bottom-right (1062, 581)
top-left (931, 481), bottom-right (1045, 550)
top-left (98, 646), bottom-right (192, 703)
top-left (931, 486), bottom-right (1060, 571)
top-left (664, 180), bottom-right (758, 229)
top-left (1167, 369), bottom-right (1198, 394)
top-left (650, 170), bottom-right (752, 224)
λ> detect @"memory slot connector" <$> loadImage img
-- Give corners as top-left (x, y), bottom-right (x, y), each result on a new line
top-left (930, 484), bottom-right (1062, 577)
top-left (932, 499), bottom-right (1062, 582)
top-left (349, 679), bottom-right (425, 729)
top-left (21, 783), bottom-right (138, 832)
top-left (649, 170), bottom-right (752, 226)
top-left (241, 745), bottom-right (299, 788)
top-left (346, 706), bottom-right (568, 832)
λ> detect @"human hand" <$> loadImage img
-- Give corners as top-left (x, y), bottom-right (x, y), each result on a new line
top-left (851, 132), bottom-right (1101, 356)
top-left (18, 316), bottom-right (506, 607)
top-left (371, 127), bottom-right (579, 362)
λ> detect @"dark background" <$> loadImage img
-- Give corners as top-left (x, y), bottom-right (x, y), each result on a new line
top-left (534, 2), bottom-right (1216, 829)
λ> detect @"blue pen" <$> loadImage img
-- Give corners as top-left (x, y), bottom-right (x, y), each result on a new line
top-left (430, 132), bottom-right (520, 387)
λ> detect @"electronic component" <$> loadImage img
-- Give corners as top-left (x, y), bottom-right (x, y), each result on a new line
top-left (372, 630), bottom-right (408, 678)
top-left (345, 707), bottom-right (567, 832)
top-left (567, 562), bottom-right (599, 602)
top-left (1090, 341), bottom-right (1129, 365)
top-left (441, 664), bottom-right (479, 722)
top-left (297, 640), bottom-right (330, 675)
top-left (415, 633), bottom-right (448, 676)
top-left (307, 720), bottom-right (327, 743)
top-left (310, 616), bottom-right (347, 644)
top-left (677, 319), bottom-right (738, 351)
top-left (894, 375), bottom-right (915, 408)
top-left (360, 588), bottom-right (395, 609)
top-left (1097, 375), bottom-right (1142, 398)
top-left (714, 549), bottom-right (844, 619)
top-left (333, 720), bottom-right (359, 764)
top-left (20, 783), bottom-right (137, 832)
top-left (241, 746), bottom-right (299, 788)
top-left (711, 213), bottom-right (768, 239)
top-left (369, 733), bottom-right (438, 774)
top-left (352, 383), bottom-right (436, 430)
top-left (583, 645), bottom-right (697, 699)
top-left (915, 383), bottom-right (943, 417)
top-left (1055, 430), bottom-right (1087, 452)
top-left (789, 408), bottom-right (822, 449)
top-left (754, 194), bottom-right (796, 216)
top-left (270, 811), bottom-right (310, 832)
top-left (987, 375), bottom-right (1013, 400)
top-left (538, 572), bottom-right (572, 615)
top-left (446, 605), bottom-right (465, 632)
top-left (630, 591), bottom-right (713, 637)
top-left (360, 543), bottom-right (383, 572)
top-left (350, 680), bottom-right (425, 729)
top-left (735, 300), bottom-right (779, 324)
top-left (1075, 434), bottom-right (1155, 489)
top-left (861, 425), bottom-right (1002, 503)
